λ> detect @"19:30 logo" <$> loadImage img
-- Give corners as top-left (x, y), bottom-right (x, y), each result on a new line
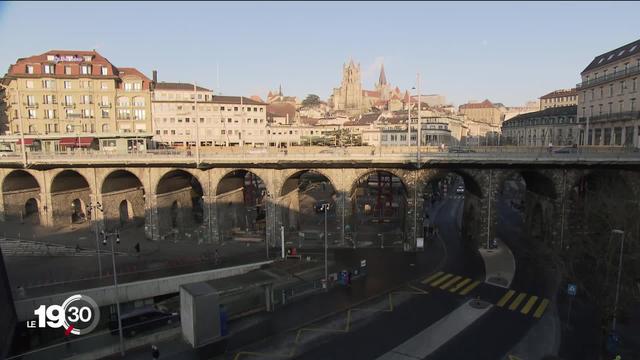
top-left (28, 294), bottom-right (100, 336)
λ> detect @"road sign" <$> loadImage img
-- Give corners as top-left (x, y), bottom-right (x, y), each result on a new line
top-left (567, 283), bottom-right (577, 296)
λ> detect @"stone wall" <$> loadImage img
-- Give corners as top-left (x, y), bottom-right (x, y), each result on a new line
top-left (51, 187), bottom-right (91, 227)
top-left (2, 188), bottom-right (41, 223)
top-left (101, 187), bottom-right (145, 231)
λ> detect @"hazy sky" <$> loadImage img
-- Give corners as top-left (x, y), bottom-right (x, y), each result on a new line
top-left (0, 1), bottom-right (638, 106)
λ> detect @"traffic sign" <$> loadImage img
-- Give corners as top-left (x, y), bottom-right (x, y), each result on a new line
top-left (567, 283), bottom-right (577, 296)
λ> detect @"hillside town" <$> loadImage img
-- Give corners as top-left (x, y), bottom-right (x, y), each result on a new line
top-left (0, 37), bottom-right (638, 153)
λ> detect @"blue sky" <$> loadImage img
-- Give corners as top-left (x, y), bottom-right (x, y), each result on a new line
top-left (0, 1), bottom-right (638, 106)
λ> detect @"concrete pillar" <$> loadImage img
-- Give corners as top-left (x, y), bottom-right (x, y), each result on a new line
top-left (204, 195), bottom-right (217, 244)
top-left (145, 193), bottom-right (160, 241)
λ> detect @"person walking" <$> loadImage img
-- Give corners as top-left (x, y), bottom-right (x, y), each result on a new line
top-left (151, 344), bottom-right (160, 359)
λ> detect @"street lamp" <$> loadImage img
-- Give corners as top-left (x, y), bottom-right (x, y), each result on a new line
top-left (102, 229), bottom-right (125, 357)
top-left (611, 229), bottom-right (625, 332)
top-left (321, 203), bottom-right (330, 287)
top-left (88, 201), bottom-right (103, 277)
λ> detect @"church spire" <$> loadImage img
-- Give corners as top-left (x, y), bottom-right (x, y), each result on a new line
top-left (278, 84), bottom-right (283, 96)
top-left (378, 63), bottom-right (387, 86)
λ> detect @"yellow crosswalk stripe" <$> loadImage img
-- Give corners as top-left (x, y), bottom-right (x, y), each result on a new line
top-left (458, 280), bottom-right (480, 295)
top-left (440, 275), bottom-right (462, 290)
top-left (430, 273), bottom-right (453, 287)
top-left (449, 278), bottom-right (471, 293)
top-left (508, 293), bottom-right (527, 311)
top-left (421, 271), bottom-right (444, 285)
top-left (533, 298), bottom-right (549, 318)
top-left (497, 290), bottom-right (516, 307)
top-left (520, 296), bottom-right (539, 315)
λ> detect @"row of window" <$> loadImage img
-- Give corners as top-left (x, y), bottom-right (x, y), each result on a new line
top-left (20, 108), bottom-right (148, 121)
top-left (154, 103), bottom-right (264, 113)
top-left (26, 64), bottom-right (109, 76)
top-left (582, 78), bottom-right (638, 102)
top-left (582, 98), bottom-right (637, 117)
top-left (157, 117), bottom-right (265, 125)
top-left (584, 59), bottom-right (640, 82)
top-left (543, 95), bottom-right (577, 103)
top-left (23, 79), bottom-right (141, 91)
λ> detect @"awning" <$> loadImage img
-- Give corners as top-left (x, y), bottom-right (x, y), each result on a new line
top-left (58, 137), bottom-right (94, 147)
top-left (16, 139), bottom-right (34, 145)
top-left (76, 137), bottom-right (94, 147)
top-left (58, 138), bottom-right (77, 146)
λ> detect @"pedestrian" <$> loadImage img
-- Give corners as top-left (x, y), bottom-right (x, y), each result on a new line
top-left (134, 242), bottom-right (140, 254)
top-left (75, 244), bottom-right (81, 253)
top-left (548, 142), bottom-right (553, 153)
top-left (151, 344), bottom-right (160, 360)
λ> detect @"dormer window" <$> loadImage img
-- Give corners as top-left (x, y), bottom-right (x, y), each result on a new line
top-left (46, 55), bottom-right (55, 61)
top-left (101, 66), bottom-right (108, 76)
top-left (83, 55), bottom-right (92, 62)
top-left (81, 65), bottom-right (92, 75)
top-left (43, 64), bottom-right (55, 74)
top-left (26, 65), bottom-right (34, 74)
top-left (64, 66), bottom-right (72, 75)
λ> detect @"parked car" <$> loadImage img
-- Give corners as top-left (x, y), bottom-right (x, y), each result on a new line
top-left (109, 306), bottom-right (178, 338)
top-left (448, 147), bottom-right (476, 153)
top-left (456, 185), bottom-right (465, 194)
top-left (552, 146), bottom-right (579, 154)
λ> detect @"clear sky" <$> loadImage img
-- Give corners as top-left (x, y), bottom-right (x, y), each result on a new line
top-left (0, 1), bottom-right (638, 106)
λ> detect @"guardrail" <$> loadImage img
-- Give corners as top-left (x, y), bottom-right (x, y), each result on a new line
top-left (1, 146), bottom-right (639, 166)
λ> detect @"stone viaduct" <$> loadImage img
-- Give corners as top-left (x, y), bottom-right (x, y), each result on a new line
top-left (0, 152), bottom-right (639, 251)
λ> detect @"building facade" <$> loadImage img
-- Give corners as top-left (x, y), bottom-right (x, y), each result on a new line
top-left (539, 88), bottom-right (577, 110)
top-left (0, 50), bottom-right (153, 152)
top-left (152, 86), bottom-right (268, 148)
top-left (501, 105), bottom-right (579, 146)
top-left (458, 99), bottom-right (506, 126)
top-left (577, 38), bottom-right (640, 146)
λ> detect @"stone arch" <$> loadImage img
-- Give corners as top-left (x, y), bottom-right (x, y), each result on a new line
top-left (349, 169), bottom-right (409, 248)
top-left (1, 170), bottom-right (42, 222)
top-left (152, 168), bottom-right (209, 197)
top-left (119, 199), bottom-right (134, 225)
top-left (278, 170), bottom-right (338, 243)
top-left (24, 198), bottom-right (40, 224)
top-left (214, 169), bottom-right (268, 242)
top-left (155, 169), bottom-right (204, 240)
top-left (100, 169), bottom-right (146, 231)
top-left (50, 170), bottom-right (92, 227)
top-left (421, 168), bottom-right (484, 199)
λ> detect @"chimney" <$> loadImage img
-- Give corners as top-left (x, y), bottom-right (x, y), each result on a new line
top-left (152, 70), bottom-right (157, 84)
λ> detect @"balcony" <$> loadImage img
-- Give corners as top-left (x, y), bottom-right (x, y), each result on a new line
top-left (588, 111), bottom-right (640, 123)
top-left (62, 103), bottom-right (76, 108)
top-left (24, 102), bottom-right (38, 109)
top-left (99, 103), bottom-right (112, 108)
top-left (576, 65), bottom-right (640, 89)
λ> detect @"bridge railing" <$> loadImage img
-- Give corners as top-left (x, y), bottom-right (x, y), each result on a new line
top-left (1, 145), bottom-right (639, 164)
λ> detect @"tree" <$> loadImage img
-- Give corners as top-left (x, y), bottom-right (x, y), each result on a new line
top-left (302, 94), bottom-right (321, 107)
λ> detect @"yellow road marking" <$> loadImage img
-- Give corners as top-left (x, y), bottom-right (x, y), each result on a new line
top-left (508, 293), bottom-right (527, 311)
top-left (458, 280), bottom-right (480, 295)
top-left (520, 296), bottom-right (538, 315)
top-left (421, 271), bottom-right (444, 284)
top-left (449, 278), bottom-right (471, 293)
top-left (430, 273), bottom-right (453, 287)
top-left (533, 298), bottom-right (549, 318)
top-left (497, 289), bottom-right (516, 307)
top-left (440, 275), bottom-right (462, 290)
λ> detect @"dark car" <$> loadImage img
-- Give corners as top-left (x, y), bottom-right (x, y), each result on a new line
top-left (109, 306), bottom-right (178, 338)
top-left (552, 146), bottom-right (579, 154)
top-left (448, 147), bottom-right (476, 153)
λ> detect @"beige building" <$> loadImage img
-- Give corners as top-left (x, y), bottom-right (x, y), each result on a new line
top-left (577, 38), bottom-right (640, 146)
top-left (502, 106), bottom-right (579, 146)
top-left (540, 88), bottom-right (577, 110)
top-left (458, 99), bottom-right (506, 126)
top-left (152, 84), bottom-right (268, 147)
top-left (0, 50), bottom-right (153, 152)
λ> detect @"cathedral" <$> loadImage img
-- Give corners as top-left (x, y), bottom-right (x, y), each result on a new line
top-left (329, 60), bottom-right (405, 115)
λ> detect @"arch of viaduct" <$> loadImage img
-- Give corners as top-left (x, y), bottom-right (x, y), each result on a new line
top-left (1, 164), bottom-right (639, 250)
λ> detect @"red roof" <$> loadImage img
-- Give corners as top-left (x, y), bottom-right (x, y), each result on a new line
top-left (539, 88), bottom-right (577, 99)
top-left (7, 50), bottom-right (118, 77)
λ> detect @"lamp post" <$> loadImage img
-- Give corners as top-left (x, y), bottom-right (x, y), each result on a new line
top-left (611, 229), bottom-right (625, 332)
top-left (102, 229), bottom-right (125, 357)
top-left (321, 203), bottom-right (330, 287)
top-left (88, 201), bottom-right (103, 277)
top-left (0, 83), bottom-right (27, 166)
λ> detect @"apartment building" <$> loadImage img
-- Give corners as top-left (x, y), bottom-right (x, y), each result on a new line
top-left (539, 88), bottom-right (577, 110)
top-left (458, 99), bottom-right (506, 126)
top-left (151, 83), bottom-right (269, 148)
top-left (577, 39), bottom-right (640, 146)
top-left (0, 50), bottom-right (153, 152)
top-left (501, 105), bottom-right (579, 146)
